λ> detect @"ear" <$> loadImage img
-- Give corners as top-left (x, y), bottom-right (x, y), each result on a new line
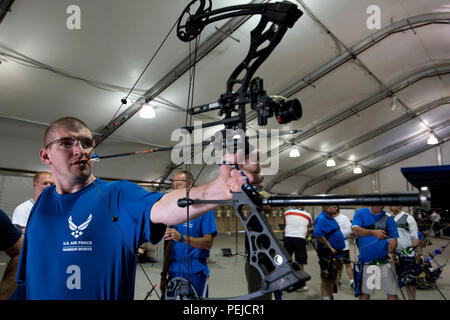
top-left (39, 148), bottom-right (52, 166)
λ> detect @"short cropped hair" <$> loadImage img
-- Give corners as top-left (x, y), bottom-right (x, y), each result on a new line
top-left (323, 205), bottom-right (339, 210)
top-left (174, 170), bottom-right (195, 183)
top-left (33, 171), bottom-right (52, 183)
top-left (44, 117), bottom-right (90, 146)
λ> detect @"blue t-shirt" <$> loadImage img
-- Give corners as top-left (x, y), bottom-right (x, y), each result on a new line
top-left (0, 209), bottom-right (22, 251)
top-left (169, 210), bottom-right (217, 275)
top-left (15, 179), bottom-right (165, 300)
top-left (313, 211), bottom-right (345, 251)
top-left (352, 207), bottom-right (398, 263)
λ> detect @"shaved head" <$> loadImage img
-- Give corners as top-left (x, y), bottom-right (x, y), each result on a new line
top-left (44, 117), bottom-right (91, 146)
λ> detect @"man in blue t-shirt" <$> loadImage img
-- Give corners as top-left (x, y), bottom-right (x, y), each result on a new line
top-left (0, 209), bottom-right (23, 300)
top-left (314, 205), bottom-right (345, 300)
top-left (352, 206), bottom-right (399, 300)
top-left (160, 170), bottom-right (217, 299)
top-left (14, 117), bottom-right (262, 300)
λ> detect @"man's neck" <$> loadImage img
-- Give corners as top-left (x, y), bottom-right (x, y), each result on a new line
top-left (369, 208), bottom-right (383, 215)
top-left (55, 175), bottom-right (95, 194)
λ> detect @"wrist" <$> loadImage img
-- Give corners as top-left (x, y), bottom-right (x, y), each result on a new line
top-left (179, 233), bottom-right (184, 242)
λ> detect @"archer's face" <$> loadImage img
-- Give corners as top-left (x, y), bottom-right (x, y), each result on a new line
top-left (324, 205), bottom-right (338, 215)
top-left (40, 126), bottom-right (94, 187)
top-left (172, 173), bottom-right (192, 190)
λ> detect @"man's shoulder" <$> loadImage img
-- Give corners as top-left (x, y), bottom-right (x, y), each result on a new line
top-left (337, 213), bottom-right (350, 221)
top-left (97, 179), bottom-right (143, 194)
top-left (355, 207), bottom-right (370, 215)
top-left (0, 209), bottom-right (11, 224)
top-left (13, 198), bottom-right (34, 212)
top-left (285, 208), bottom-right (311, 217)
top-left (403, 212), bottom-right (417, 223)
top-left (384, 212), bottom-right (395, 220)
top-left (315, 213), bottom-right (329, 224)
top-left (394, 211), bottom-right (409, 219)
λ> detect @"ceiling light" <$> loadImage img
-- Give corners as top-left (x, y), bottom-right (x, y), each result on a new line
top-left (353, 166), bottom-right (362, 174)
top-left (326, 158), bottom-right (336, 167)
top-left (391, 96), bottom-right (398, 111)
top-left (289, 147), bottom-right (300, 158)
top-left (139, 104), bottom-right (156, 119)
top-left (427, 133), bottom-right (438, 145)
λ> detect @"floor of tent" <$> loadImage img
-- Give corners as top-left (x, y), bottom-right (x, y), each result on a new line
top-left (1, 233), bottom-right (448, 300)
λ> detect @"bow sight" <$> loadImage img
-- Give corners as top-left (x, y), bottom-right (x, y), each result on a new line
top-left (177, 0), bottom-right (303, 137)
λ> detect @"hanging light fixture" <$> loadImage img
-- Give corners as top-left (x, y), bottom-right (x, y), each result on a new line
top-left (353, 165), bottom-right (362, 174)
top-left (139, 104), bottom-right (156, 119)
top-left (427, 133), bottom-right (438, 145)
top-left (326, 157), bottom-right (336, 167)
top-left (289, 146), bottom-right (300, 158)
top-left (390, 96), bottom-right (399, 111)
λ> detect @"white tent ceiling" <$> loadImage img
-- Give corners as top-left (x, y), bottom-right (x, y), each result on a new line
top-left (0, 0), bottom-right (449, 193)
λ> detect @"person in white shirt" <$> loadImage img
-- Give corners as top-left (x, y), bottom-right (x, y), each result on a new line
top-left (11, 171), bottom-right (53, 233)
top-left (389, 206), bottom-right (422, 300)
top-left (430, 211), bottom-right (441, 237)
top-left (333, 208), bottom-right (354, 288)
top-left (283, 206), bottom-right (311, 292)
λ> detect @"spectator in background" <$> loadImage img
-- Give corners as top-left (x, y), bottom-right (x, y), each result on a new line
top-left (390, 206), bottom-right (422, 300)
top-left (12, 171), bottom-right (53, 233)
top-left (352, 206), bottom-right (399, 300)
top-left (314, 205), bottom-right (346, 300)
top-left (282, 206), bottom-right (311, 292)
top-left (430, 210), bottom-right (441, 237)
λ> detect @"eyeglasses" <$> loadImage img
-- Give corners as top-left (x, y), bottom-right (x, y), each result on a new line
top-left (45, 137), bottom-right (95, 150)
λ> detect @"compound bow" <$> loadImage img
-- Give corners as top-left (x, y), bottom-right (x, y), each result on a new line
top-left (163, 0), bottom-right (432, 300)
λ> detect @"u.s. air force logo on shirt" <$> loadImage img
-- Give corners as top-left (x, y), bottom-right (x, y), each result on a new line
top-left (62, 214), bottom-right (93, 252)
top-left (69, 214), bottom-right (92, 238)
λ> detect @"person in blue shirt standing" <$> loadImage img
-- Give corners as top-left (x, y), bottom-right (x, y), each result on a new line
top-left (13, 117), bottom-right (262, 300)
top-left (352, 206), bottom-right (399, 300)
top-left (314, 205), bottom-right (346, 300)
top-left (160, 170), bottom-right (217, 299)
